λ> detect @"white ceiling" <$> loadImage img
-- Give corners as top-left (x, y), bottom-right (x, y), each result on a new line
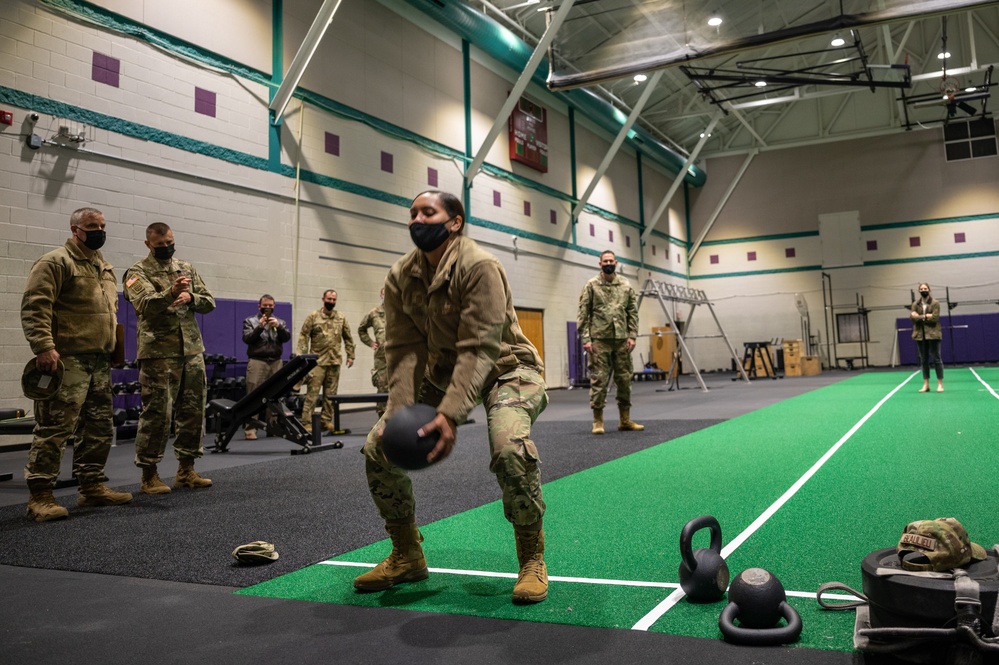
top-left (474, 1), bottom-right (999, 160)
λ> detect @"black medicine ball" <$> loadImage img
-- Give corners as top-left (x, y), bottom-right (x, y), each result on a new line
top-left (381, 403), bottom-right (440, 470)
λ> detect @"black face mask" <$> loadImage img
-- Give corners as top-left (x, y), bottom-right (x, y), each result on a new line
top-left (601, 264), bottom-right (616, 275)
top-left (152, 243), bottom-right (176, 260)
top-left (920, 291), bottom-right (930, 298)
top-left (409, 217), bottom-right (455, 252)
top-left (76, 228), bottom-right (106, 250)
top-left (323, 302), bottom-right (335, 311)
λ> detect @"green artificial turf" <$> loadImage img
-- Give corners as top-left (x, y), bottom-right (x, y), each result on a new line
top-left (240, 368), bottom-right (999, 652)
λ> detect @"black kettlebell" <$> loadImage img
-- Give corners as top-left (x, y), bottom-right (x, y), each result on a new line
top-left (678, 515), bottom-right (730, 603)
top-left (718, 568), bottom-right (802, 646)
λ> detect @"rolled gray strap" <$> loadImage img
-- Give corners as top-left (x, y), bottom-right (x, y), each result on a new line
top-left (816, 581), bottom-right (868, 610)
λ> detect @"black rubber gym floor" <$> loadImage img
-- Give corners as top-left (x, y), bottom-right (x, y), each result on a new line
top-left (0, 372), bottom-right (862, 664)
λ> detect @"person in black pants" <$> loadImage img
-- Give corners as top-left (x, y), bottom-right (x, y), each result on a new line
top-left (910, 282), bottom-right (944, 393)
top-left (242, 295), bottom-right (291, 438)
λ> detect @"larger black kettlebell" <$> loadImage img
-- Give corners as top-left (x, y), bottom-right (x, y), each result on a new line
top-left (718, 568), bottom-right (802, 646)
top-left (678, 515), bottom-right (730, 603)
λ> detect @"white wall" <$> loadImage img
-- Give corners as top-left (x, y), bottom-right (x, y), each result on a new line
top-left (0, 0), bottom-right (687, 407)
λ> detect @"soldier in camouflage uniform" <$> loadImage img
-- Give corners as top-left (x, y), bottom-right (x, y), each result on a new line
top-left (355, 191), bottom-right (550, 605)
top-left (124, 223), bottom-right (216, 495)
top-left (20, 207), bottom-right (133, 521)
top-left (297, 290), bottom-right (355, 433)
top-left (357, 287), bottom-right (387, 417)
top-left (577, 250), bottom-right (644, 435)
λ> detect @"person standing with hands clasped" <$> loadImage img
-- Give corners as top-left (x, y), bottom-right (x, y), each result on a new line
top-left (124, 223), bottom-right (216, 494)
top-left (297, 290), bottom-right (355, 434)
top-left (355, 190), bottom-right (550, 605)
top-left (577, 250), bottom-right (644, 435)
top-left (242, 295), bottom-right (291, 439)
top-left (911, 282), bottom-right (944, 393)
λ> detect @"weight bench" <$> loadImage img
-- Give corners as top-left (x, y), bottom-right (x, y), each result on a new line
top-left (326, 392), bottom-right (388, 435)
top-left (206, 354), bottom-right (342, 454)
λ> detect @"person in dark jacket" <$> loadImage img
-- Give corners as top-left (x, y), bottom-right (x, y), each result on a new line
top-left (242, 295), bottom-right (291, 439)
top-left (910, 282), bottom-right (944, 393)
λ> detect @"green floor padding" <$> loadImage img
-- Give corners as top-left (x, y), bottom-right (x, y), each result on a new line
top-left (240, 368), bottom-right (999, 652)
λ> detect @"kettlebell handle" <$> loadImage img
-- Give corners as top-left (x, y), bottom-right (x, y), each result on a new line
top-left (718, 601), bottom-right (803, 646)
top-left (680, 515), bottom-right (723, 572)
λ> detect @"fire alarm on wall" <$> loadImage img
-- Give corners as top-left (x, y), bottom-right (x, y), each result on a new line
top-left (0, 110), bottom-right (14, 126)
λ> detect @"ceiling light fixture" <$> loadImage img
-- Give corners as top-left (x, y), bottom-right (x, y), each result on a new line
top-left (966, 86), bottom-right (978, 92)
top-left (633, 73), bottom-right (648, 83)
top-left (938, 51), bottom-right (951, 59)
top-left (830, 34), bottom-right (845, 47)
top-left (700, 131), bottom-right (712, 138)
top-left (754, 80), bottom-right (767, 87)
top-left (707, 13), bottom-right (722, 27)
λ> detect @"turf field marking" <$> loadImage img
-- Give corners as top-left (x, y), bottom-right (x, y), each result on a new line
top-left (970, 367), bottom-right (999, 400)
top-left (630, 371), bottom-right (918, 631)
top-left (319, 560), bottom-right (683, 588)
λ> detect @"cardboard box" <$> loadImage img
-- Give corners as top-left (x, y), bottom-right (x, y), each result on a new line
top-left (801, 356), bottom-right (821, 376)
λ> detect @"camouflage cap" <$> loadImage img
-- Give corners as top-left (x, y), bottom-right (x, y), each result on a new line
top-left (231, 541), bottom-right (279, 565)
top-left (896, 518), bottom-right (988, 572)
top-left (21, 358), bottom-right (65, 401)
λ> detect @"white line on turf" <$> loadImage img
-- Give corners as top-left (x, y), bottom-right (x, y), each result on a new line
top-left (317, 561), bottom-right (864, 599)
top-left (970, 367), bottom-right (999, 400)
top-left (630, 371), bottom-right (918, 631)
top-left (320, 560), bottom-right (682, 587)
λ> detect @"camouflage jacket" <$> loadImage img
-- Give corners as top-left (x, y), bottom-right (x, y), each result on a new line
top-left (384, 235), bottom-right (543, 423)
top-left (123, 254), bottom-right (216, 359)
top-left (297, 308), bottom-right (355, 366)
top-left (357, 305), bottom-right (386, 361)
top-left (21, 239), bottom-right (118, 356)
top-left (577, 273), bottom-right (639, 343)
top-left (911, 297), bottom-right (942, 341)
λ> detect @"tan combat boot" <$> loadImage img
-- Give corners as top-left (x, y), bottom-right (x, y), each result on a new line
top-left (77, 482), bottom-right (133, 507)
top-left (591, 408), bottom-right (605, 435)
top-left (174, 459), bottom-right (212, 489)
top-left (354, 518), bottom-right (429, 592)
top-left (26, 481), bottom-right (69, 522)
top-left (141, 465), bottom-right (171, 495)
top-left (618, 407), bottom-right (645, 432)
top-left (512, 523), bottom-right (548, 604)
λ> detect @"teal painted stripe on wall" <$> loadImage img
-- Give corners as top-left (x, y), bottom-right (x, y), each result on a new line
top-left (863, 212), bottom-right (999, 231)
top-left (41, 0), bottom-right (272, 87)
top-left (0, 86), bottom-right (273, 171)
top-left (700, 230), bottom-right (819, 246)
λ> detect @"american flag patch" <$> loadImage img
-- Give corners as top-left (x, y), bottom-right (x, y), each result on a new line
top-left (125, 274), bottom-right (140, 288)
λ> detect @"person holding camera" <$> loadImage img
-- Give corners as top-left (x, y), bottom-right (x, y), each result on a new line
top-left (242, 295), bottom-right (291, 439)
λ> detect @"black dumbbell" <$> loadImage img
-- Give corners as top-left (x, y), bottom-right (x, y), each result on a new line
top-left (113, 408), bottom-right (127, 426)
top-left (126, 381), bottom-right (141, 394)
top-left (125, 407), bottom-right (142, 421)
top-left (112, 383), bottom-right (127, 395)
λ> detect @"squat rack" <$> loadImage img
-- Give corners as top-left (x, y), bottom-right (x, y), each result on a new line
top-left (635, 279), bottom-right (750, 392)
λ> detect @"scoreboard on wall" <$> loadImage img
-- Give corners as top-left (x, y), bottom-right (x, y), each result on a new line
top-left (509, 97), bottom-right (548, 173)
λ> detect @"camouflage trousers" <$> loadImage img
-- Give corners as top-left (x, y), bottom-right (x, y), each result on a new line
top-left (362, 365), bottom-right (548, 527)
top-left (244, 358), bottom-right (282, 435)
top-left (25, 353), bottom-right (113, 486)
top-left (588, 338), bottom-right (634, 410)
top-left (371, 351), bottom-right (387, 417)
top-left (134, 354), bottom-right (207, 467)
top-left (302, 364), bottom-right (340, 429)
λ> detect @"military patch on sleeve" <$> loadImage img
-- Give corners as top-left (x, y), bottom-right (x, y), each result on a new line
top-left (125, 274), bottom-right (140, 289)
